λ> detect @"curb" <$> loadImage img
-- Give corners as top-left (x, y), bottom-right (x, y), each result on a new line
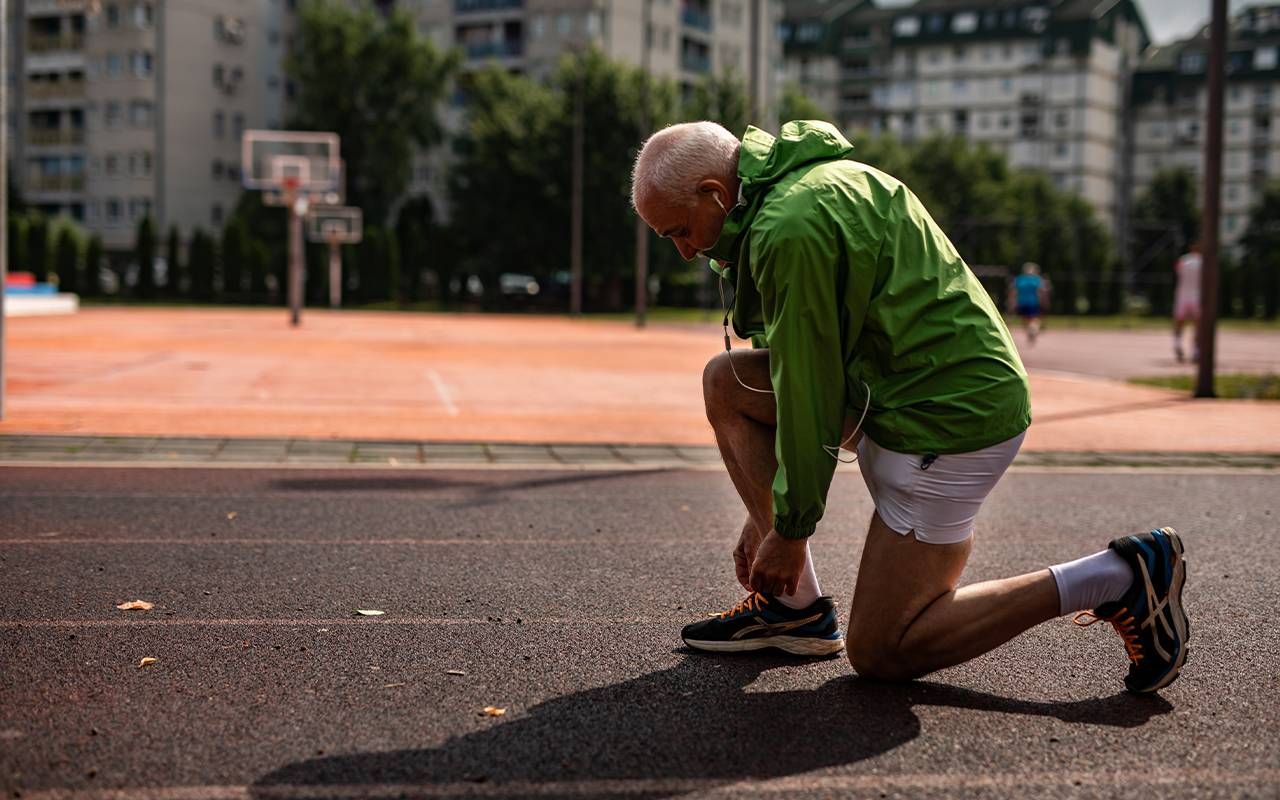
top-left (2, 434), bottom-right (1278, 471)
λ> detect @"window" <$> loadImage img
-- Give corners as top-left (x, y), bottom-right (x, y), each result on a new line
top-left (232, 113), bottom-right (245, 140)
top-left (893, 16), bottom-right (920, 37)
top-left (213, 64), bottom-right (224, 88)
top-left (106, 3), bottom-right (120, 28)
top-left (1055, 110), bottom-right (1069, 128)
top-left (531, 14), bottom-right (545, 39)
top-left (1180, 52), bottom-right (1207, 73)
top-left (1257, 47), bottom-right (1278, 70)
top-left (925, 14), bottom-right (945, 34)
top-left (557, 13), bottom-right (572, 35)
top-left (128, 152), bottom-right (138, 175)
top-left (953, 78), bottom-right (967, 95)
top-left (133, 2), bottom-right (153, 28)
top-left (106, 53), bottom-right (122, 77)
top-left (1055, 142), bottom-right (1068, 157)
top-left (212, 204), bottom-right (224, 226)
top-left (129, 100), bottom-right (152, 126)
top-left (106, 198), bottom-right (122, 223)
top-left (104, 101), bottom-right (121, 127)
top-left (105, 154), bottom-right (119, 175)
top-left (953, 45), bottom-right (966, 62)
top-left (213, 111), bottom-right (225, 139)
top-left (585, 12), bottom-right (600, 37)
top-left (952, 12), bottom-right (978, 34)
top-left (131, 50), bottom-right (152, 76)
top-left (212, 159), bottom-right (224, 179)
top-left (142, 152), bottom-right (152, 175)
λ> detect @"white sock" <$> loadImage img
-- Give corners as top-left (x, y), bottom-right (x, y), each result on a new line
top-left (776, 542), bottom-right (822, 609)
top-left (1048, 549), bottom-right (1133, 616)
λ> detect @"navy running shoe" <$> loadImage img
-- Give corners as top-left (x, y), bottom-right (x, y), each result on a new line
top-left (681, 592), bottom-right (844, 656)
top-left (1075, 527), bottom-right (1189, 694)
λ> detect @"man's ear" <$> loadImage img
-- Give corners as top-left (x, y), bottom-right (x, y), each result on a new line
top-left (696, 179), bottom-right (729, 208)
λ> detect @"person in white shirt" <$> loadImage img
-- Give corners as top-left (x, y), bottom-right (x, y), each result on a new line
top-left (1173, 243), bottom-right (1202, 363)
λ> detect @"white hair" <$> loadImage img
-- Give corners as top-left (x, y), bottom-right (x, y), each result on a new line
top-left (631, 121), bottom-right (740, 211)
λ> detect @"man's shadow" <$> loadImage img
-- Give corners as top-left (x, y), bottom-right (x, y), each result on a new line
top-left (252, 653), bottom-right (1171, 800)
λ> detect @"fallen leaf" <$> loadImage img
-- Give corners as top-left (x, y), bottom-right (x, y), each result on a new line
top-left (116, 600), bottom-right (154, 611)
top-left (138, 657), bottom-right (157, 668)
top-left (480, 706), bottom-right (506, 717)
top-left (356, 609), bottom-right (385, 616)
top-left (226, 512), bottom-right (238, 520)
top-left (445, 669), bottom-right (467, 676)
top-left (382, 682), bottom-right (406, 689)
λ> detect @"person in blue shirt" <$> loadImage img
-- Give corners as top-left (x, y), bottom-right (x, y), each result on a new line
top-left (1008, 262), bottom-right (1050, 345)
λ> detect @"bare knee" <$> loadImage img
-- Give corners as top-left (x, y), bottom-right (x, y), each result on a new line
top-left (702, 352), bottom-right (736, 424)
top-left (846, 642), bottom-right (921, 682)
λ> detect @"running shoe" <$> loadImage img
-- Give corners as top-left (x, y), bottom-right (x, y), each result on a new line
top-left (1075, 527), bottom-right (1189, 693)
top-left (681, 592), bottom-right (844, 656)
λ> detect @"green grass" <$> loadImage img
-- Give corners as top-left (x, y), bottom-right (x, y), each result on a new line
top-left (1130, 373), bottom-right (1280, 400)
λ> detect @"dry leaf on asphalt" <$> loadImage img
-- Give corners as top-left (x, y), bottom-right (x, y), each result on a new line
top-left (116, 600), bottom-right (154, 611)
top-left (480, 706), bottom-right (506, 717)
top-left (382, 682), bottom-right (406, 689)
top-left (356, 609), bottom-right (385, 616)
top-left (137, 657), bottom-right (157, 668)
top-left (226, 512), bottom-right (238, 520)
top-left (445, 669), bottom-right (467, 676)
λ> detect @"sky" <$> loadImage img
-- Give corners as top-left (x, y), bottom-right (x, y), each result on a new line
top-left (874, 1), bottom-right (1258, 46)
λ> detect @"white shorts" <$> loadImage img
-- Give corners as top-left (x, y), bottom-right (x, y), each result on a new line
top-left (855, 431), bottom-right (1025, 545)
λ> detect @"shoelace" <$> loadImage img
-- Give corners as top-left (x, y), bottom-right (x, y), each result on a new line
top-left (715, 592), bottom-right (768, 619)
top-left (1074, 608), bottom-right (1144, 664)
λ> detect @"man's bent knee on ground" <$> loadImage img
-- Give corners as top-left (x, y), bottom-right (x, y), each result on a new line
top-left (631, 120), bottom-right (1189, 694)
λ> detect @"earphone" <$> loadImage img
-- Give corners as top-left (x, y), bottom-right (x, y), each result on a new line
top-left (712, 193), bottom-right (727, 212)
top-left (717, 273), bottom-right (871, 463)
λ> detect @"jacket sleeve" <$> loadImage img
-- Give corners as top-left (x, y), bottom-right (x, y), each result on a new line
top-left (749, 212), bottom-right (849, 540)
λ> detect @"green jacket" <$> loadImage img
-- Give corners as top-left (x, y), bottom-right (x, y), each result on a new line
top-left (704, 121), bottom-right (1030, 540)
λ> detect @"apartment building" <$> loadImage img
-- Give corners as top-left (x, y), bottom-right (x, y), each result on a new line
top-left (781, 0), bottom-right (1150, 239)
top-left (406, 0), bottom-right (782, 221)
top-left (14, 0), bottom-right (288, 251)
top-left (1130, 4), bottom-right (1280, 250)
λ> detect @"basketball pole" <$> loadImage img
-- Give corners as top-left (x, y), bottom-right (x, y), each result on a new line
top-left (288, 189), bottom-right (308, 327)
top-left (328, 234), bottom-right (341, 309)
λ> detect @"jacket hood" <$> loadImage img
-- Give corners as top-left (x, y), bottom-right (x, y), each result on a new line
top-left (704, 120), bottom-right (854, 267)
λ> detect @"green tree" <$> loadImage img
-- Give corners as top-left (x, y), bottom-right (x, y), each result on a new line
top-left (684, 71), bottom-right (749, 136)
top-left (188, 229), bottom-right (217, 302)
top-left (286, 0), bottom-right (458, 226)
top-left (221, 218), bottom-right (250, 297)
top-left (779, 83), bottom-right (827, 124)
top-left (26, 216), bottom-right (49, 283)
top-left (356, 225), bottom-right (399, 303)
top-left (1131, 169), bottom-right (1199, 314)
top-left (395, 195), bottom-right (433, 303)
top-left (84, 235), bottom-right (104, 297)
top-left (227, 192), bottom-right (286, 298)
top-left (8, 216), bottom-right (27, 277)
top-left (1239, 182), bottom-right (1280, 319)
top-left (248, 241), bottom-right (270, 299)
top-left (134, 216), bottom-right (156, 299)
top-left (166, 226), bottom-right (182, 298)
top-left (53, 228), bottom-right (80, 294)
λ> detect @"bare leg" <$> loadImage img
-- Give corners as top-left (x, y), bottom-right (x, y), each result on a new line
top-left (847, 513), bottom-right (1060, 681)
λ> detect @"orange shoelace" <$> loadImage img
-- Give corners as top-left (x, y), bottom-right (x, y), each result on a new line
top-left (715, 592), bottom-right (768, 619)
top-left (1074, 608), bottom-right (1143, 664)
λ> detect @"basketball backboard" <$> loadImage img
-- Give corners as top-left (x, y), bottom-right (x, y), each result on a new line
top-left (307, 206), bottom-right (363, 245)
top-left (242, 130), bottom-right (341, 193)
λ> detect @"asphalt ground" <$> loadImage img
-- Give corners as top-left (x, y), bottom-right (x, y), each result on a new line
top-left (2, 465), bottom-right (1278, 799)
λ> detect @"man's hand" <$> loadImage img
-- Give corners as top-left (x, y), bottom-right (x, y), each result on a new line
top-left (733, 522), bottom-right (765, 591)
top-left (748, 531), bottom-right (808, 597)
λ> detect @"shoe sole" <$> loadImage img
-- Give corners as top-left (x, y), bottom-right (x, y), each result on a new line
top-left (1135, 527), bottom-right (1190, 693)
top-left (683, 635), bottom-right (845, 657)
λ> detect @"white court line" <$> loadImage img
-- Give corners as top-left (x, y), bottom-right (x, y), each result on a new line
top-left (426, 369), bottom-right (459, 417)
top-left (0, 616), bottom-right (659, 629)
top-left (17, 768), bottom-right (1280, 799)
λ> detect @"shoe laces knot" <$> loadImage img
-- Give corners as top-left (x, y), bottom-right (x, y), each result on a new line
top-left (717, 592), bottom-right (768, 619)
top-left (1074, 608), bottom-right (1143, 664)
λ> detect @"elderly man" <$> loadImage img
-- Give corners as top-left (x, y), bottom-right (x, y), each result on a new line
top-left (631, 120), bottom-right (1188, 693)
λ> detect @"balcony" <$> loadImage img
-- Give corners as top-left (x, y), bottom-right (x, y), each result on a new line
top-left (465, 39), bottom-right (523, 60)
top-left (681, 7), bottom-right (712, 33)
top-left (25, 0), bottom-right (89, 13)
top-left (27, 128), bottom-right (85, 146)
top-left (26, 33), bottom-right (86, 54)
top-left (455, 0), bottom-right (522, 13)
top-left (681, 51), bottom-right (711, 73)
top-left (27, 174), bottom-right (86, 193)
top-left (26, 79), bottom-right (86, 101)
